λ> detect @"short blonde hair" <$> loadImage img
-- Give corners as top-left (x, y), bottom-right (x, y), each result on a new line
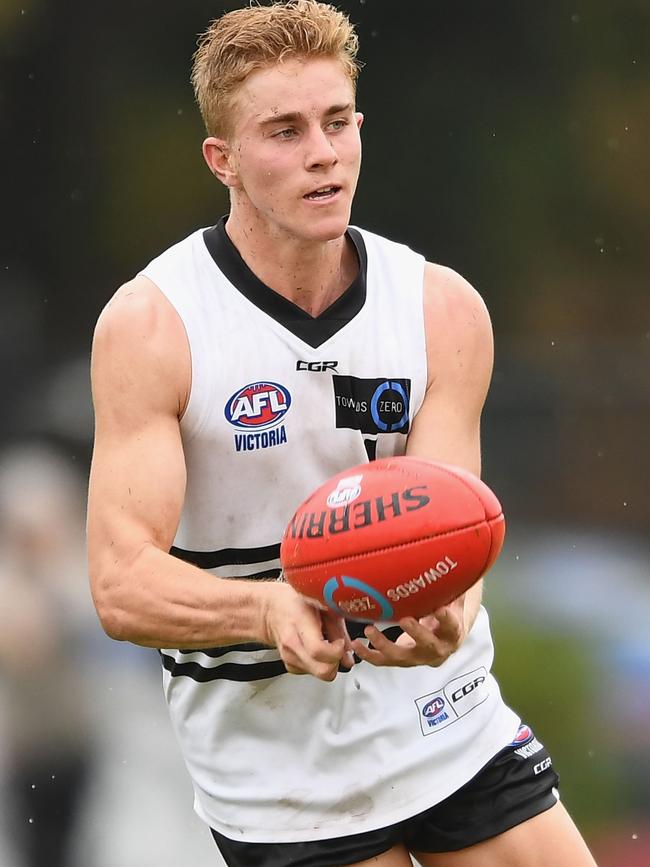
top-left (191, 0), bottom-right (361, 138)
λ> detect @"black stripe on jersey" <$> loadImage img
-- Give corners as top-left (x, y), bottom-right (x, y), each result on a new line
top-left (346, 622), bottom-right (403, 643)
top-left (177, 642), bottom-right (268, 658)
top-left (162, 625), bottom-right (404, 682)
top-left (203, 216), bottom-right (368, 349)
top-left (173, 625), bottom-right (403, 661)
top-left (170, 544), bottom-right (280, 570)
top-left (161, 652), bottom-right (287, 683)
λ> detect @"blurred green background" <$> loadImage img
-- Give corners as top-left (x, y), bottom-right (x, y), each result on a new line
top-left (0, 1), bottom-right (648, 865)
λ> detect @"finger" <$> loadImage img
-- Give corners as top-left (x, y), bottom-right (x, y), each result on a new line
top-left (284, 662), bottom-right (309, 676)
top-left (351, 638), bottom-right (390, 667)
top-left (321, 613), bottom-right (355, 667)
top-left (428, 607), bottom-right (463, 643)
top-left (321, 612), bottom-right (352, 648)
top-left (364, 624), bottom-right (397, 651)
top-left (362, 626), bottom-right (409, 663)
top-left (309, 636), bottom-right (345, 663)
top-left (281, 616), bottom-right (344, 679)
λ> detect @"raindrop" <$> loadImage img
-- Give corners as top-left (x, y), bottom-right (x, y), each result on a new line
top-left (31, 784), bottom-right (36, 790)
top-left (632, 834), bottom-right (638, 840)
top-left (514, 555), bottom-right (519, 561)
top-left (623, 501), bottom-right (628, 507)
top-left (570, 13), bottom-right (580, 23)
top-left (551, 340), bottom-right (555, 346)
top-left (28, 817), bottom-right (34, 824)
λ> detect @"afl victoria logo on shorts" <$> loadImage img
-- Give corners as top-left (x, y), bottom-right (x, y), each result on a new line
top-left (332, 376), bottom-right (411, 434)
top-left (224, 381), bottom-right (291, 452)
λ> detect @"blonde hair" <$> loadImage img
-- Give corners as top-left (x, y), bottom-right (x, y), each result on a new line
top-left (191, 0), bottom-right (361, 138)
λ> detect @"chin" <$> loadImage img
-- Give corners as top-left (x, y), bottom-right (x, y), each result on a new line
top-left (295, 212), bottom-right (351, 243)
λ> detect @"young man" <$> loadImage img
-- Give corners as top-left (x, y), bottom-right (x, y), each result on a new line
top-left (87, 2), bottom-right (598, 865)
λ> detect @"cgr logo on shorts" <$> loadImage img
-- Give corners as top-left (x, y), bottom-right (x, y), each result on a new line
top-left (332, 376), bottom-right (411, 435)
top-left (224, 381), bottom-right (291, 452)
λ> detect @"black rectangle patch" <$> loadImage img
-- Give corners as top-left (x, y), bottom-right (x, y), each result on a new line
top-left (332, 376), bottom-right (411, 434)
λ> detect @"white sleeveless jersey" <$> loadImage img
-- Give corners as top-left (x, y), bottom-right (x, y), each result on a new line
top-left (139, 219), bottom-right (519, 843)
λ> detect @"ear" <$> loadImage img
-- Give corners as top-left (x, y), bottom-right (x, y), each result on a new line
top-left (202, 137), bottom-right (239, 188)
top-left (355, 112), bottom-right (364, 131)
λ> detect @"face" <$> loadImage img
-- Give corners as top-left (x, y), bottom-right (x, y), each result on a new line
top-left (207, 57), bottom-right (363, 243)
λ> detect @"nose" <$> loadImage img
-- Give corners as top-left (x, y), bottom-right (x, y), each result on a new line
top-left (304, 125), bottom-right (338, 171)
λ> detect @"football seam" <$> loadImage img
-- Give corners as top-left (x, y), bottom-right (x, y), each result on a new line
top-left (429, 463), bottom-right (499, 519)
top-left (283, 519), bottom-right (499, 573)
top-left (431, 466), bottom-right (503, 578)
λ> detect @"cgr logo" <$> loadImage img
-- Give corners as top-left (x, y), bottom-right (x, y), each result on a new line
top-left (534, 757), bottom-right (552, 775)
top-left (224, 381), bottom-right (291, 430)
top-left (451, 675), bottom-right (486, 703)
top-left (296, 360), bottom-right (338, 372)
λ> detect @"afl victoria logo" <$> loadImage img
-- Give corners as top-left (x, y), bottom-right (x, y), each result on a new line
top-left (422, 697), bottom-right (446, 718)
top-left (224, 381), bottom-right (291, 430)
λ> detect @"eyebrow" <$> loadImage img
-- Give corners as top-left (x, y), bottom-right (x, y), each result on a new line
top-left (258, 103), bottom-right (353, 127)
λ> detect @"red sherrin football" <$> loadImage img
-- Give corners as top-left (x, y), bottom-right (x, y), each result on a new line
top-left (280, 456), bottom-right (505, 622)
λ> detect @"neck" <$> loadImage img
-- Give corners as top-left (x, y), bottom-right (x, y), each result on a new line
top-left (224, 204), bottom-right (357, 317)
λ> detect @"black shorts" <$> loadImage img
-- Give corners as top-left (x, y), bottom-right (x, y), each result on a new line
top-left (210, 724), bottom-right (560, 867)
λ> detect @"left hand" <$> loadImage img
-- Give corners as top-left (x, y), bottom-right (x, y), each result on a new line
top-left (352, 594), bottom-right (468, 668)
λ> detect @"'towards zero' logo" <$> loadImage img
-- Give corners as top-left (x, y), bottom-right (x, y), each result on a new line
top-left (332, 376), bottom-right (411, 435)
top-left (224, 381), bottom-right (291, 452)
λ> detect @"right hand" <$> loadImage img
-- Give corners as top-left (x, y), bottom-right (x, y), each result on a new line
top-left (260, 582), bottom-right (354, 681)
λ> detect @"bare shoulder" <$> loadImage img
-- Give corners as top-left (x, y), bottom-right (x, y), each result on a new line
top-left (423, 262), bottom-right (492, 335)
top-left (92, 275), bottom-right (190, 418)
top-left (421, 263), bottom-right (494, 388)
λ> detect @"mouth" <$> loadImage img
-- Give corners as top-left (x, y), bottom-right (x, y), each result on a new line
top-left (303, 184), bottom-right (342, 202)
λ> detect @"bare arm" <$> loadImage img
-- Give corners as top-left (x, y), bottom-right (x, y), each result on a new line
top-left (87, 277), bottom-right (349, 678)
top-left (354, 263), bottom-right (494, 666)
top-left (405, 262), bottom-right (494, 626)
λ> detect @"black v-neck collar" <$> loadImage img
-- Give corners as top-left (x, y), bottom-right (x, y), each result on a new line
top-left (202, 216), bottom-right (367, 349)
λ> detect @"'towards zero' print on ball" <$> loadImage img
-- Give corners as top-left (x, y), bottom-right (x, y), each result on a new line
top-left (280, 457), bottom-right (505, 622)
